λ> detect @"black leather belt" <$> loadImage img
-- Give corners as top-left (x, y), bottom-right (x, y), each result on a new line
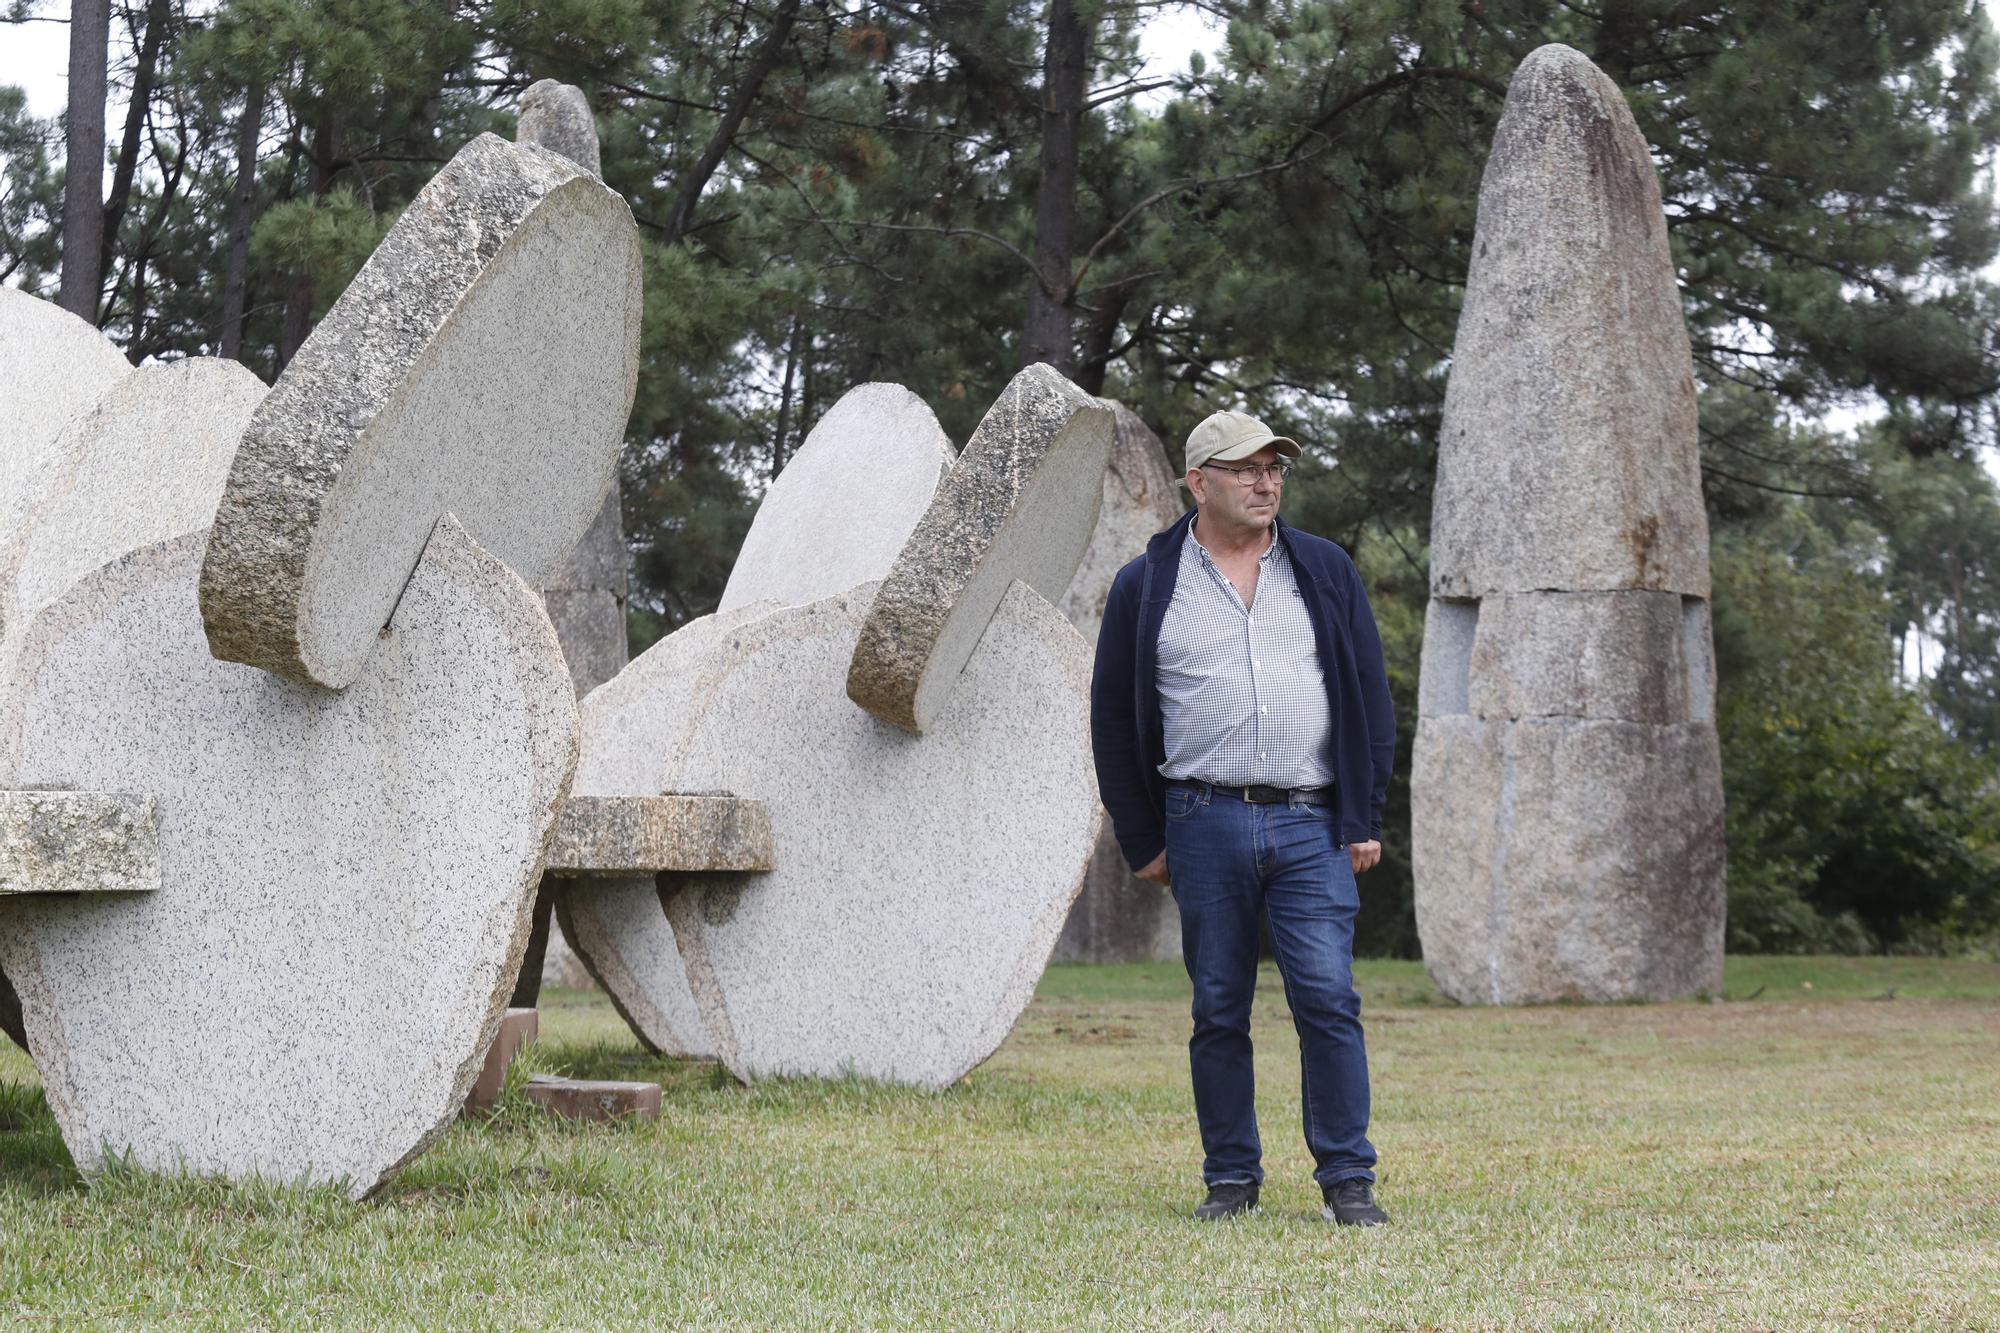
top-left (1172, 780), bottom-right (1333, 806)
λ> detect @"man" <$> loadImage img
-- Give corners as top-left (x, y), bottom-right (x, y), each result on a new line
top-left (1089, 409), bottom-right (1395, 1227)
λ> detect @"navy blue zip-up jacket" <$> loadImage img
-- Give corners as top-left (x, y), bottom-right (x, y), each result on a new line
top-left (1089, 508), bottom-right (1396, 872)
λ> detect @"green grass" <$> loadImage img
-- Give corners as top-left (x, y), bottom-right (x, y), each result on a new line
top-left (1, 957), bottom-right (1996, 1329)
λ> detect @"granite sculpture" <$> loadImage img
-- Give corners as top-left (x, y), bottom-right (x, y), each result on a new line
top-left (846, 362), bottom-right (1112, 733)
top-left (555, 379), bottom-right (956, 1053)
top-left (1, 522), bottom-right (574, 1193)
top-left (718, 382), bottom-right (954, 613)
top-left (0, 287), bottom-right (132, 542)
top-left (513, 83), bottom-right (630, 990)
top-left (561, 367), bottom-right (1106, 1086)
top-left (0, 96), bottom-right (643, 1194)
top-left (1412, 44), bottom-right (1727, 1005)
top-left (0, 792), bottom-right (158, 896)
top-left (0, 292), bottom-right (214, 1047)
top-left (199, 131), bottom-right (643, 689)
top-left (1052, 403), bottom-right (1185, 963)
top-left (582, 581), bottom-right (1099, 1088)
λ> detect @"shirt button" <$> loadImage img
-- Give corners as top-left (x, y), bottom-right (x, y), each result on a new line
top-left (1259, 752), bottom-right (1267, 760)
top-left (1260, 706), bottom-right (1268, 714)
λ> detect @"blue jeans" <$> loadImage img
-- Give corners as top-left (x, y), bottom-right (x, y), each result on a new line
top-left (1164, 781), bottom-right (1376, 1188)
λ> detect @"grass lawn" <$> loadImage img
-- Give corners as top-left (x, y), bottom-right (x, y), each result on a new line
top-left (1, 956), bottom-right (1995, 1328)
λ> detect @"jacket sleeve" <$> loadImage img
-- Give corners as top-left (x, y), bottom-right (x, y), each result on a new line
top-left (1345, 558), bottom-right (1396, 840)
top-left (1089, 564), bottom-right (1164, 871)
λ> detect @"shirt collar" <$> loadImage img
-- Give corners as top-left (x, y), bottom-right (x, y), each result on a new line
top-left (1189, 511), bottom-right (1280, 566)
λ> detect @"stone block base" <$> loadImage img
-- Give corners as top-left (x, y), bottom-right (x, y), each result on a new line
top-left (465, 1008), bottom-right (539, 1114)
top-left (1412, 715), bottom-right (1725, 1004)
top-left (523, 1075), bottom-right (661, 1122)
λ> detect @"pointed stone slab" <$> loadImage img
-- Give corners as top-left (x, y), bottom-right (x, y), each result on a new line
top-left (580, 581), bottom-right (1099, 1088)
top-left (547, 794), bottom-right (774, 874)
top-left (1419, 590), bottom-right (1709, 726)
top-left (1430, 44), bottom-right (1710, 600)
top-left (518, 79), bottom-right (602, 176)
top-left (0, 519), bottom-right (576, 1197)
top-left (846, 364), bottom-right (1111, 734)
top-left (719, 383), bottom-right (954, 614)
top-left (0, 792), bottom-right (159, 895)
top-left (1414, 45), bottom-right (1726, 1006)
top-left (519, 80), bottom-right (629, 704)
top-left (199, 131), bottom-right (643, 689)
top-left (0, 287), bottom-right (132, 549)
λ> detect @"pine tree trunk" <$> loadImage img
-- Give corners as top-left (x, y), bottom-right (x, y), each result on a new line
top-left (663, 0), bottom-right (801, 245)
top-left (99, 0), bottom-right (171, 284)
top-left (1074, 291), bottom-right (1129, 395)
top-left (218, 82), bottom-right (266, 360)
top-left (772, 315), bottom-right (803, 479)
top-left (1020, 0), bottom-right (1090, 374)
top-left (59, 0), bottom-right (112, 321)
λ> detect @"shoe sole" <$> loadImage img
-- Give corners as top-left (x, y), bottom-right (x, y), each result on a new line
top-left (1321, 1204), bottom-right (1388, 1227)
top-left (1192, 1204), bottom-right (1259, 1221)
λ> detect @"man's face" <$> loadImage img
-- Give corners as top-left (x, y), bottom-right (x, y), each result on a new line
top-left (1186, 444), bottom-right (1284, 531)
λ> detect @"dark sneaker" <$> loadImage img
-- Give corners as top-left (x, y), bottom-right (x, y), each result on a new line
top-left (1192, 1182), bottom-right (1260, 1221)
top-left (1322, 1178), bottom-right (1389, 1227)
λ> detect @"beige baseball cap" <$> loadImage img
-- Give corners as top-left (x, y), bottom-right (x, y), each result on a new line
top-left (1184, 409), bottom-right (1301, 473)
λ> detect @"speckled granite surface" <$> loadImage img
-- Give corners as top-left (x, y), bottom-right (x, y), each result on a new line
top-left (199, 132), bottom-right (641, 689)
top-left (548, 794), bottom-right (773, 873)
top-left (576, 580), bottom-right (1099, 1089)
top-left (719, 382), bottom-right (953, 614)
top-left (1413, 45), bottom-right (1725, 1005)
top-left (845, 363), bottom-right (1109, 734)
top-left (0, 791), bottom-right (158, 895)
top-left (0, 521), bottom-right (576, 1196)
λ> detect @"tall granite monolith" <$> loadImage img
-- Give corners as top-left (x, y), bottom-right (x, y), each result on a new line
top-left (1412, 44), bottom-right (1726, 1004)
top-left (1052, 403), bottom-right (1185, 963)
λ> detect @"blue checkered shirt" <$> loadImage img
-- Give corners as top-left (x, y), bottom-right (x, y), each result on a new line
top-left (1156, 519), bottom-right (1335, 788)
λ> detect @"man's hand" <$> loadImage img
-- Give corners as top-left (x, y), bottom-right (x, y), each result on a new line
top-left (1349, 840), bottom-right (1381, 875)
top-left (1136, 851), bottom-right (1170, 885)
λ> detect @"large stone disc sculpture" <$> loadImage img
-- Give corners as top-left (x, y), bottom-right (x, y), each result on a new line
top-left (0, 319), bottom-right (265, 1047)
top-left (557, 381), bottom-right (955, 1056)
top-left (1412, 44), bottom-right (1726, 1004)
top-left (0, 112), bottom-right (639, 1193)
top-left (0, 288), bottom-right (132, 544)
top-left (0, 522), bottom-right (573, 1194)
top-left (564, 365), bottom-right (1109, 1085)
top-left (847, 362), bottom-right (1112, 734)
top-left (200, 131), bottom-right (643, 689)
top-left (582, 581), bottom-right (1099, 1088)
top-left (718, 382), bottom-right (954, 613)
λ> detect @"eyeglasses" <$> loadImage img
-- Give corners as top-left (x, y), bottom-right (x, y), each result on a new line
top-left (1201, 461), bottom-right (1294, 486)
